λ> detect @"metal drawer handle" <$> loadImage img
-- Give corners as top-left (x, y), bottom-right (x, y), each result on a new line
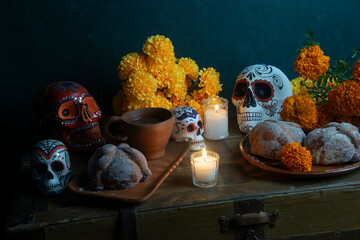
top-left (219, 211), bottom-right (278, 233)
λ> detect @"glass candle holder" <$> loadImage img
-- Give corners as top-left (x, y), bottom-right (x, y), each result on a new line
top-left (203, 97), bottom-right (229, 140)
top-left (191, 149), bottom-right (219, 188)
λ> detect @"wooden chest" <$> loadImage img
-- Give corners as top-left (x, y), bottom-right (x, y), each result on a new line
top-left (6, 118), bottom-right (360, 240)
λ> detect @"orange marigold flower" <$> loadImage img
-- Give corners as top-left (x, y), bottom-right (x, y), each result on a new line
top-left (353, 59), bottom-right (360, 80)
top-left (327, 79), bottom-right (360, 117)
top-left (294, 45), bottom-right (330, 81)
top-left (117, 52), bottom-right (147, 80)
top-left (315, 103), bottom-right (335, 128)
top-left (280, 95), bottom-right (318, 132)
top-left (142, 35), bottom-right (176, 64)
top-left (123, 71), bottom-right (157, 101)
top-left (280, 142), bottom-right (312, 171)
top-left (178, 57), bottom-right (199, 82)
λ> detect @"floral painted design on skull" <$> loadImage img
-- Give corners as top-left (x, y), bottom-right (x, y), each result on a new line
top-left (32, 81), bottom-right (104, 152)
top-left (31, 139), bottom-right (71, 195)
top-left (232, 64), bottom-right (292, 133)
top-left (171, 106), bottom-right (205, 151)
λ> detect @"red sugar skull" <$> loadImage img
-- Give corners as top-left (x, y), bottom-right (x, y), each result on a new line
top-left (32, 81), bottom-right (104, 152)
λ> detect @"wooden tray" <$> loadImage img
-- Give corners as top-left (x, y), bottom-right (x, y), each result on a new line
top-left (240, 135), bottom-right (360, 178)
top-left (69, 141), bottom-right (190, 202)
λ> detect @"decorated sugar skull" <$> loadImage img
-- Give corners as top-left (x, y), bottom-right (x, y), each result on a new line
top-left (31, 139), bottom-right (71, 195)
top-left (32, 81), bottom-right (104, 152)
top-left (171, 106), bottom-right (205, 151)
top-left (232, 64), bottom-right (292, 133)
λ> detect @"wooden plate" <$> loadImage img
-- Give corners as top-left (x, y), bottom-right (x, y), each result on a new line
top-left (240, 135), bottom-right (360, 178)
top-left (69, 141), bottom-right (190, 202)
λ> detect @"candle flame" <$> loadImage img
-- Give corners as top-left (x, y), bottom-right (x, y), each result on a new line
top-left (215, 105), bottom-right (219, 113)
top-left (202, 148), bottom-right (207, 161)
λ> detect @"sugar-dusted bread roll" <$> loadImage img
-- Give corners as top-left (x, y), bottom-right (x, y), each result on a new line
top-left (249, 120), bottom-right (306, 161)
top-left (304, 122), bottom-right (360, 165)
top-left (88, 143), bottom-right (152, 190)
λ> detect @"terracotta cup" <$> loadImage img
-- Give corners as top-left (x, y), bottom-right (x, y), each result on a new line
top-left (102, 108), bottom-right (175, 160)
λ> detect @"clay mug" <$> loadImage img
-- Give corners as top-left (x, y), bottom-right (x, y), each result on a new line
top-left (102, 108), bottom-right (175, 160)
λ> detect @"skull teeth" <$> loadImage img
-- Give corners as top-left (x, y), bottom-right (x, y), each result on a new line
top-left (240, 112), bottom-right (262, 121)
top-left (69, 123), bottom-right (102, 147)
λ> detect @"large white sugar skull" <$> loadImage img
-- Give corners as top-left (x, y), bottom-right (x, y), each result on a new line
top-left (31, 139), bottom-right (71, 195)
top-left (232, 64), bottom-right (292, 133)
top-left (171, 106), bottom-right (205, 151)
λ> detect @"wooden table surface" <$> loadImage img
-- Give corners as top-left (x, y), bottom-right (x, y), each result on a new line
top-left (7, 118), bottom-right (360, 239)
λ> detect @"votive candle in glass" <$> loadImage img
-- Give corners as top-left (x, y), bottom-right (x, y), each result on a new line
top-left (203, 97), bottom-right (229, 140)
top-left (191, 148), bottom-right (219, 188)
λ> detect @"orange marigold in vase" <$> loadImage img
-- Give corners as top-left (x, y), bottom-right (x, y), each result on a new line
top-left (353, 59), bottom-right (360, 80)
top-left (280, 142), bottom-right (312, 171)
top-left (294, 45), bottom-right (330, 81)
top-left (327, 79), bottom-right (360, 117)
top-left (280, 95), bottom-right (318, 132)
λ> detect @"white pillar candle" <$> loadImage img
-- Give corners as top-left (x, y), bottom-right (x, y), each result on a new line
top-left (191, 148), bottom-right (219, 188)
top-left (204, 106), bottom-right (228, 140)
top-left (203, 98), bottom-right (229, 140)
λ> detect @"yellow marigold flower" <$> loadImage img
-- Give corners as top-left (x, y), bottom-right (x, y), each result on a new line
top-left (280, 95), bottom-right (318, 132)
top-left (290, 77), bottom-right (313, 98)
top-left (150, 91), bottom-right (173, 110)
top-left (178, 57), bottom-right (199, 82)
top-left (123, 71), bottom-right (157, 101)
top-left (142, 35), bottom-right (176, 64)
top-left (198, 67), bottom-right (222, 98)
top-left (353, 59), bottom-right (360, 80)
top-left (327, 79), bottom-right (360, 117)
top-left (147, 59), bottom-right (174, 89)
top-left (294, 45), bottom-right (330, 81)
top-left (117, 52), bottom-right (147, 80)
top-left (163, 63), bottom-right (188, 100)
top-left (280, 142), bottom-right (312, 171)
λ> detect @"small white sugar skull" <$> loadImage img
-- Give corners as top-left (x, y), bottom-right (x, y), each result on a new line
top-left (171, 106), bottom-right (205, 151)
top-left (232, 64), bottom-right (292, 133)
top-left (31, 139), bottom-right (71, 195)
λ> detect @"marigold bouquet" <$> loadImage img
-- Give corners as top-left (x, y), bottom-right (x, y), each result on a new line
top-left (113, 35), bottom-right (222, 118)
top-left (282, 28), bottom-right (360, 130)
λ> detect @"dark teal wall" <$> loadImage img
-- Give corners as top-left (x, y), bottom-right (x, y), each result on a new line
top-left (2, 0), bottom-right (360, 153)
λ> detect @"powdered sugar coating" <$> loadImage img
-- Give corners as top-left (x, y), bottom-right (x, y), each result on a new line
top-left (249, 120), bottom-right (306, 160)
top-left (88, 143), bottom-right (152, 190)
top-left (304, 122), bottom-right (360, 165)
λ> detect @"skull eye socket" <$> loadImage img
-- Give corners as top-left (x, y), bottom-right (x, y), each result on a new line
top-left (82, 96), bottom-right (100, 115)
top-left (186, 122), bottom-right (197, 134)
top-left (33, 162), bottom-right (48, 176)
top-left (58, 100), bottom-right (77, 120)
top-left (233, 80), bottom-right (249, 100)
top-left (251, 80), bottom-right (274, 102)
top-left (197, 120), bottom-right (203, 130)
top-left (51, 160), bottom-right (65, 174)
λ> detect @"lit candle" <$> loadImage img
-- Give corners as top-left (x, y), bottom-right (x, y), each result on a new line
top-left (204, 100), bottom-right (229, 140)
top-left (191, 148), bottom-right (219, 188)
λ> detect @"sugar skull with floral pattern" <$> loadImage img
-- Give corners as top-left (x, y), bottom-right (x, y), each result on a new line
top-left (171, 106), bottom-right (205, 151)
